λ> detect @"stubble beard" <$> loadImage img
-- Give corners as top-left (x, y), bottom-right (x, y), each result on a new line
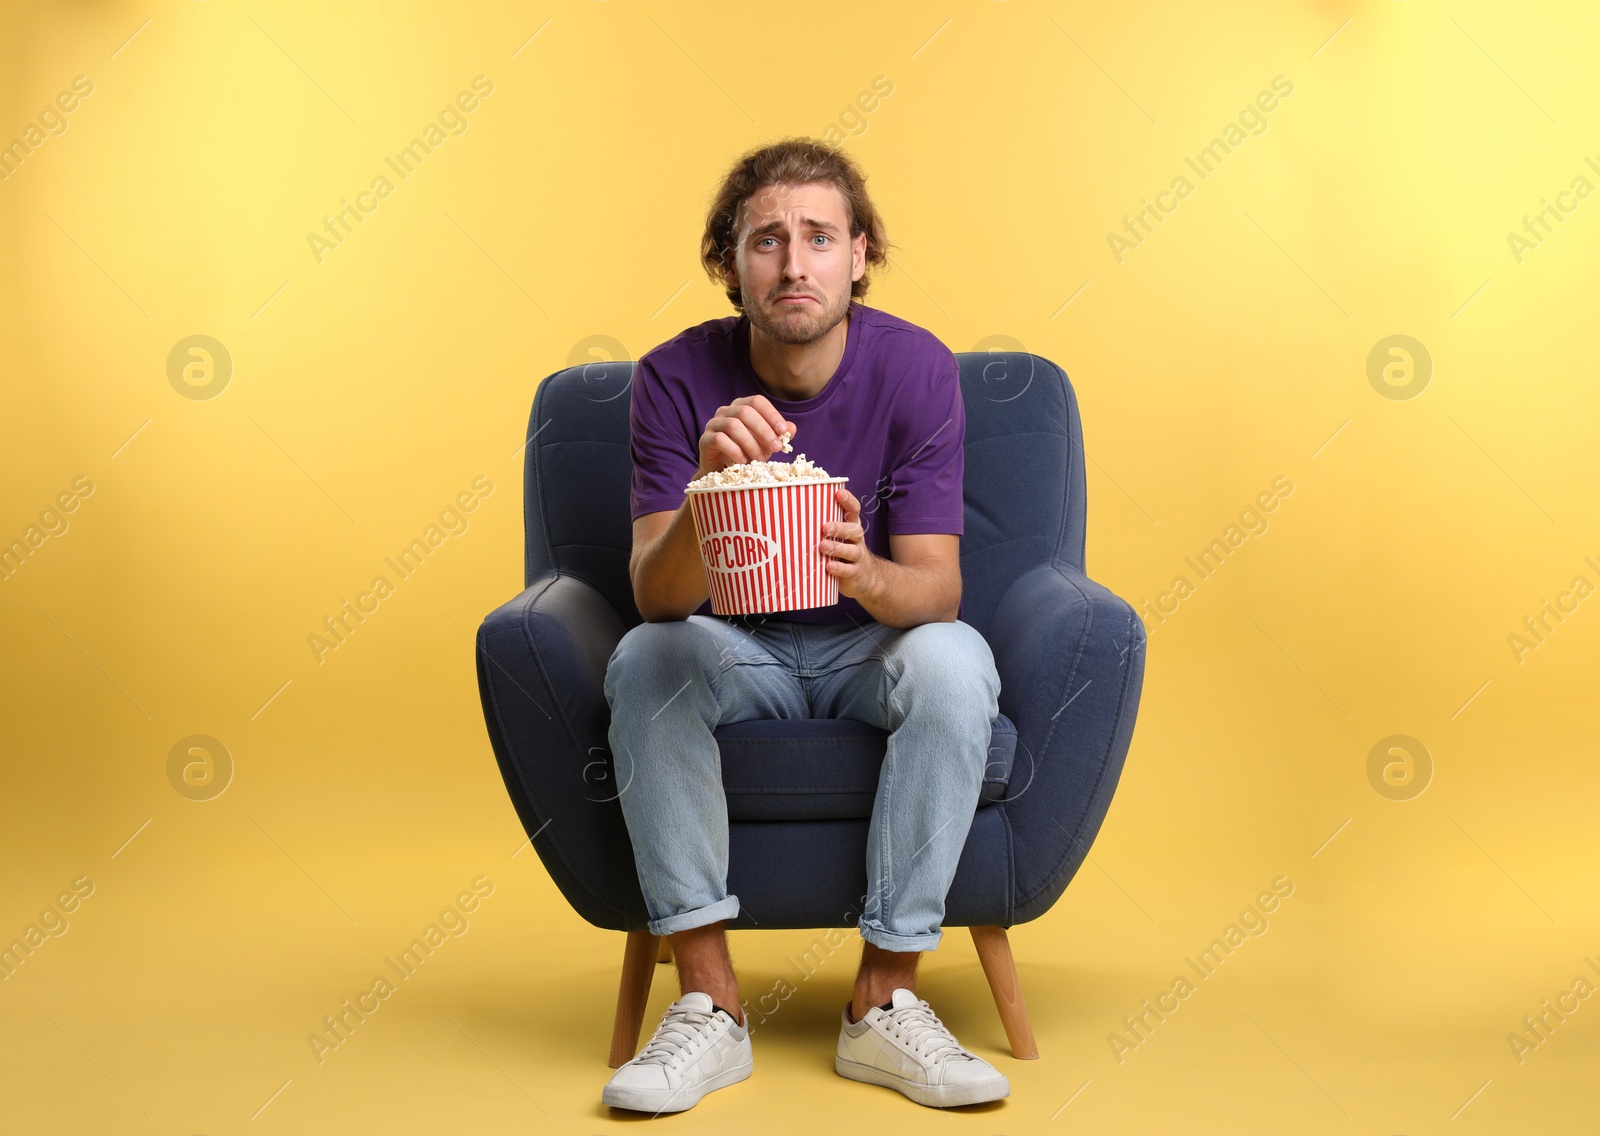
top-left (744, 284), bottom-right (852, 346)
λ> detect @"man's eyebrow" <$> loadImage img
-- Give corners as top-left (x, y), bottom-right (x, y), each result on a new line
top-left (747, 216), bottom-right (844, 238)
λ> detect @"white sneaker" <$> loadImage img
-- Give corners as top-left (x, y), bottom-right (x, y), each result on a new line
top-left (601, 991), bottom-right (752, 1114)
top-left (836, 987), bottom-right (1010, 1108)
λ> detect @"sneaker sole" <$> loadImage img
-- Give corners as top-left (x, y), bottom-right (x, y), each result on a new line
top-left (835, 1054), bottom-right (1009, 1108)
top-left (602, 1056), bottom-right (753, 1113)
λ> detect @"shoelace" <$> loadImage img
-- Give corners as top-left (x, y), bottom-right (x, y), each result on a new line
top-left (634, 1004), bottom-right (721, 1067)
top-left (880, 1000), bottom-right (973, 1063)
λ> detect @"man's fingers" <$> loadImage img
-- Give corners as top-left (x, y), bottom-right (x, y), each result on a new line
top-left (744, 396), bottom-right (796, 446)
top-left (701, 431), bottom-right (741, 469)
top-left (733, 405), bottom-right (784, 455)
top-left (706, 397), bottom-right (799, 467)
top-left (719, 417), bottom-right (765, 462)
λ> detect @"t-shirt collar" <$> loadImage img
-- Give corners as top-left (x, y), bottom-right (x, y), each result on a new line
top-left (735, 301), bottom-right (864, 411)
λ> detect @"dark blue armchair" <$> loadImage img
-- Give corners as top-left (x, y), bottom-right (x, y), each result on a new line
top-left (474, 349), bottom-right (1146, 1067)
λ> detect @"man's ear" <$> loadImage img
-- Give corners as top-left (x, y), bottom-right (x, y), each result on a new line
top-left (720, 248), bottom-right (740, 290)
top-left (851, 231), bottom-right (867, 282)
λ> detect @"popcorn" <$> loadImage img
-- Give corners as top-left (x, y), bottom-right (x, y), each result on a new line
top-left (777, 431), bottom-right (793, 453)
top-left (686, 451), bottom-right (832, 490)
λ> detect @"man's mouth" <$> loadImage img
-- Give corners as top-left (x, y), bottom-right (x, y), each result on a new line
top-left (774, 294), bottom-right (815, 305)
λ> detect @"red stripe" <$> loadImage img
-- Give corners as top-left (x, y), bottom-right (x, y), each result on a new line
top-left (807, 481), bottom-right (817, 610)
top-left (796, 483), bottom-right (806, 611)
top-left (815, 482), bottom-right (823, 609)
top-left (742, 489), bottom-right (755, 614)
top-left (760, 487), bottom-right (775, 613)
top-left (811, 482), bottom-right (820, 609)
top-left (712, 493), bottom-right (728, 614)
top-left (820, 482), bottom-right (830, 607)
top-left (788, 484), bottom-right (797, 611)
top-left (832, 482), bottom-right (841, 605)
top-left (774, 486), bottom-right (789, 613)
top-left (812, 486), bottom-right (825, 614)
top-left (757, 489), bottom-right (768, 612)
top-left (732, 491), bottom-right (744, 613)
top-left (700, 495), bottom-right (718, 613)
top-left (739, 489), bottom-right (755, 613)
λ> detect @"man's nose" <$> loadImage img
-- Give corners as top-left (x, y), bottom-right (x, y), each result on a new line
top-left (782, 238), bottom-right (806, 280)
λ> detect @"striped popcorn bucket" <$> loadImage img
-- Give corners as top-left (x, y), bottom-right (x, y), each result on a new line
top-left (685, 477), bottom-right (849, 615)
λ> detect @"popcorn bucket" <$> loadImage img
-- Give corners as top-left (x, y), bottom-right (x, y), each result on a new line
top-left (685, 477), bottom-right (849, 615)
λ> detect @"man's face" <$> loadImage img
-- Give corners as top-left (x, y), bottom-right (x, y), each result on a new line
top-left (723, 181), bottom-right (867, 345)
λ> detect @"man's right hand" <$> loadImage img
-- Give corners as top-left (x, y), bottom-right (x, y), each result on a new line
top-left (697, 395), bottom-right (797, 476)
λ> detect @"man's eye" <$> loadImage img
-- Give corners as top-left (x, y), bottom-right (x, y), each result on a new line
top-left (812, 235), bottom-right (830, 245)
top-left (756, 237), bottom-right (777, 248)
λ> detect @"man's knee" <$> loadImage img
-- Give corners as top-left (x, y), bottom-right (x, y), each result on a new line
top-left (886, 621), bottom-right (1000, 709)
top-left (605, 619), bottom-right (720, 701)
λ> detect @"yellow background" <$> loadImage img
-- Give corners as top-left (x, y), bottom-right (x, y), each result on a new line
top-left (2, 0), bottom-right (1596, 1131)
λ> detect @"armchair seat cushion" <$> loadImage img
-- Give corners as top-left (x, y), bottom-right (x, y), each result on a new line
top-left (716, 714), bottom-right (1017, 821)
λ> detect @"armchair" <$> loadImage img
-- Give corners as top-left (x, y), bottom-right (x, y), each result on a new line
top-left (474, 348), bottom-right (1146, 1066)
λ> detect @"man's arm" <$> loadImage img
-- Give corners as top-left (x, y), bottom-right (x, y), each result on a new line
top-left (819, 484), bottom-right (961, 629)
top-left (860, 533), bottom-right (961, 628)
top-left (629, 505), bottom-right (710, 623)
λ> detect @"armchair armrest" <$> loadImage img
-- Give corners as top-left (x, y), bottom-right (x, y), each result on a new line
top-left (987, 562), bottom-right (1147, 923)
top-left (476, 571), bottom-right (641, 930)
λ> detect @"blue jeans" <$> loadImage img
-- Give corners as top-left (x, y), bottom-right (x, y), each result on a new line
top-left (602, 613), bottom-right (1001, 952)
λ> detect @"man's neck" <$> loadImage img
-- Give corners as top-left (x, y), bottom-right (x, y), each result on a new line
top-left (747, 306), bottom-right (851, 402)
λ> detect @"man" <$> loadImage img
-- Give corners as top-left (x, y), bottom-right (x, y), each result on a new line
top-left (600, 137), bottom-right (1007, 1113)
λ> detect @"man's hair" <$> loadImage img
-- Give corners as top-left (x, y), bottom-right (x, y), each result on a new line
top-left (700, 137), bottom-right (890, 312)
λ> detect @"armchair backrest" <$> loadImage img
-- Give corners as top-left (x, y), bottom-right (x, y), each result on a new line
top-left (522, 349), bottom-right (1087, 639)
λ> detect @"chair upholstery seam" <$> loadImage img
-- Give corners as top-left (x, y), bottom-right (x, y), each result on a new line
top-left (1023, 565), bottom-right (1098, 904)
top-left (1015, 583), bottom-right (1140, 914)
top-left (506, 573), bottom-right (629, 924)
top-left (526, 377), bottom-right (560, 589)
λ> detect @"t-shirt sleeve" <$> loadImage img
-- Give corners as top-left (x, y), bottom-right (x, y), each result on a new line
top-left (885, 353), bottom-right (965, 536)
top-left (629, 355), bottom-right (701, 521)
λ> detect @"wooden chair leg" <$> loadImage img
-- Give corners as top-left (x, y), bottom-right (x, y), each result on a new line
top-left (970, 925), bottom-right (1040, 1059)
top-left (609, 931), bottom-right (661, 1068)
top-left (657, 936), bottom-right (673, 964)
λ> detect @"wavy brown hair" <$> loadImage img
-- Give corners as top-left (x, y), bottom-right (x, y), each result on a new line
top-left (700, 137), bottom-right (890, 312)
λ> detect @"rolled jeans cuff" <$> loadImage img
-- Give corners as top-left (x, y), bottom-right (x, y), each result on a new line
top-left (647, 894), bottom-right (740, 937)
top-left (859, 919), bottom-right (943, 953)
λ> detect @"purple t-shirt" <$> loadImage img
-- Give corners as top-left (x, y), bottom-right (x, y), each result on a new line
top-left (629, 302), bottom-right (966, 624)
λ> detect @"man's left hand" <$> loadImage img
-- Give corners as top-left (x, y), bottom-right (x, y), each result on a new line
top-left (819, 485), bottom-right (879, 600)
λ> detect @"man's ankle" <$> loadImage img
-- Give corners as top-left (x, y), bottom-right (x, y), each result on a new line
top-left (848, 990), bottom-right (905, 1023)
top-left (684, 988), bottom-right (743, 1027)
